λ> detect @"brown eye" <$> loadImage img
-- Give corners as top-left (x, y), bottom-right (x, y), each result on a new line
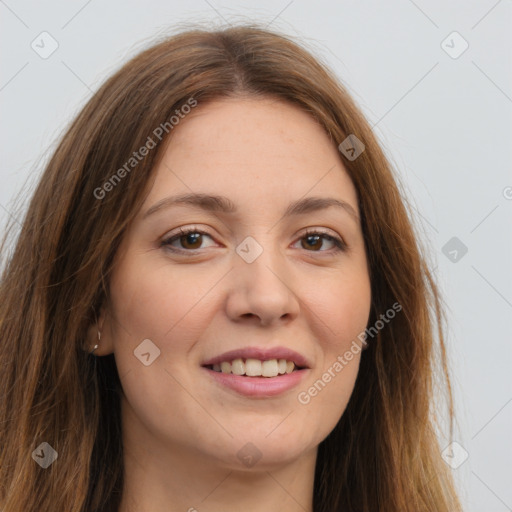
top-left (162, 228), bottom-right (215, 252)
top-left (301, 234), bottom-right (323, 251)
top-left (179, 232), bottom-right (203, 249)
top-left (296, 231), bottom-right (346, 253)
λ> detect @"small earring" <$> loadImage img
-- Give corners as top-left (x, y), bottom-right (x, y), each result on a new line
top-left (90, 330), bottom-right (101, 355)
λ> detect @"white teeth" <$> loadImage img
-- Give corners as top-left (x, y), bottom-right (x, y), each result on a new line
top-left (262, 359), bottom-right (279, 377)
top-left (245, 358), bottom-right (262, 376)
top-left (231, 358), bottom-right (245, 376)
top-left (209, 358), bottom-right (300, 377)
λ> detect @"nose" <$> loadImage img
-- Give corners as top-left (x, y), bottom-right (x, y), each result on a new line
top-left (225, 239), bottom-right (300, 327)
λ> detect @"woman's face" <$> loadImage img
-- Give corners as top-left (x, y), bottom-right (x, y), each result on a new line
top-left (104, 97), bottom-right (371, 469)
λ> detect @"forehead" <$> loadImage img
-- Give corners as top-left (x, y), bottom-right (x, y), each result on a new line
top-left (144, 97), bottom-right (359, 215)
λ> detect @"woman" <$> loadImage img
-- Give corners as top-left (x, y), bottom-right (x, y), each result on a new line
top-left (0, 24), bottom-right (462, 511)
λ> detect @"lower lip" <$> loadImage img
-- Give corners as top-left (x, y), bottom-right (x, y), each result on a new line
top-left (203, 367), bottom-right (309, 397)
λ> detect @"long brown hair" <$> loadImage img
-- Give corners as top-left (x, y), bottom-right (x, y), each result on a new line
top-left (0, 24), bottom-right (462, 511)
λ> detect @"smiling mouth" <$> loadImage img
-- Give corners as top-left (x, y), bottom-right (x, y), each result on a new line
top-left (203, 358), bottom-right (306, 378)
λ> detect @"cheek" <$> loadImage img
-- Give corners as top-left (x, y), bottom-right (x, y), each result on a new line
top-left (108, 255), bottom-right (220, 344)
top-left (304, 266), bottom-right (371, 348)
top-left (295, 268), bottom-right (370, 427)
top-left (106, 259), bottom-right (222, 446)
top-left (331, 289), bottom-right (371, 341)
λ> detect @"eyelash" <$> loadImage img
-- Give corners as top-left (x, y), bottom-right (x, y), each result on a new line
top-left (161, 227), bottom-right (347, 254)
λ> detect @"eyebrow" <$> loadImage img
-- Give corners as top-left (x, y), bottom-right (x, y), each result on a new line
top-left (142, 193), bottom-right (359, 223)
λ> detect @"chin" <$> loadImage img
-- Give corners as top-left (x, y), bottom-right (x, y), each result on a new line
top-left (205, 432), bottom-right (315, 472)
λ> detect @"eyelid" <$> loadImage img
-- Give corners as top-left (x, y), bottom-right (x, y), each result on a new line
top-left (299, 226), bottom-right (344, 242)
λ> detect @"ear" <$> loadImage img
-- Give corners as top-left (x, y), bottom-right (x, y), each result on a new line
top-left (85, 304), bottom-right (114, 356)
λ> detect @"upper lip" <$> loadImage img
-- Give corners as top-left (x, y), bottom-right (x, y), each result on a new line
top-left (202, 346), bottom-right (311, 369)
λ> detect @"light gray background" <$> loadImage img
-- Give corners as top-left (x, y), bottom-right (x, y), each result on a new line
top-left (1, 1), bottom-right (511, 510)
